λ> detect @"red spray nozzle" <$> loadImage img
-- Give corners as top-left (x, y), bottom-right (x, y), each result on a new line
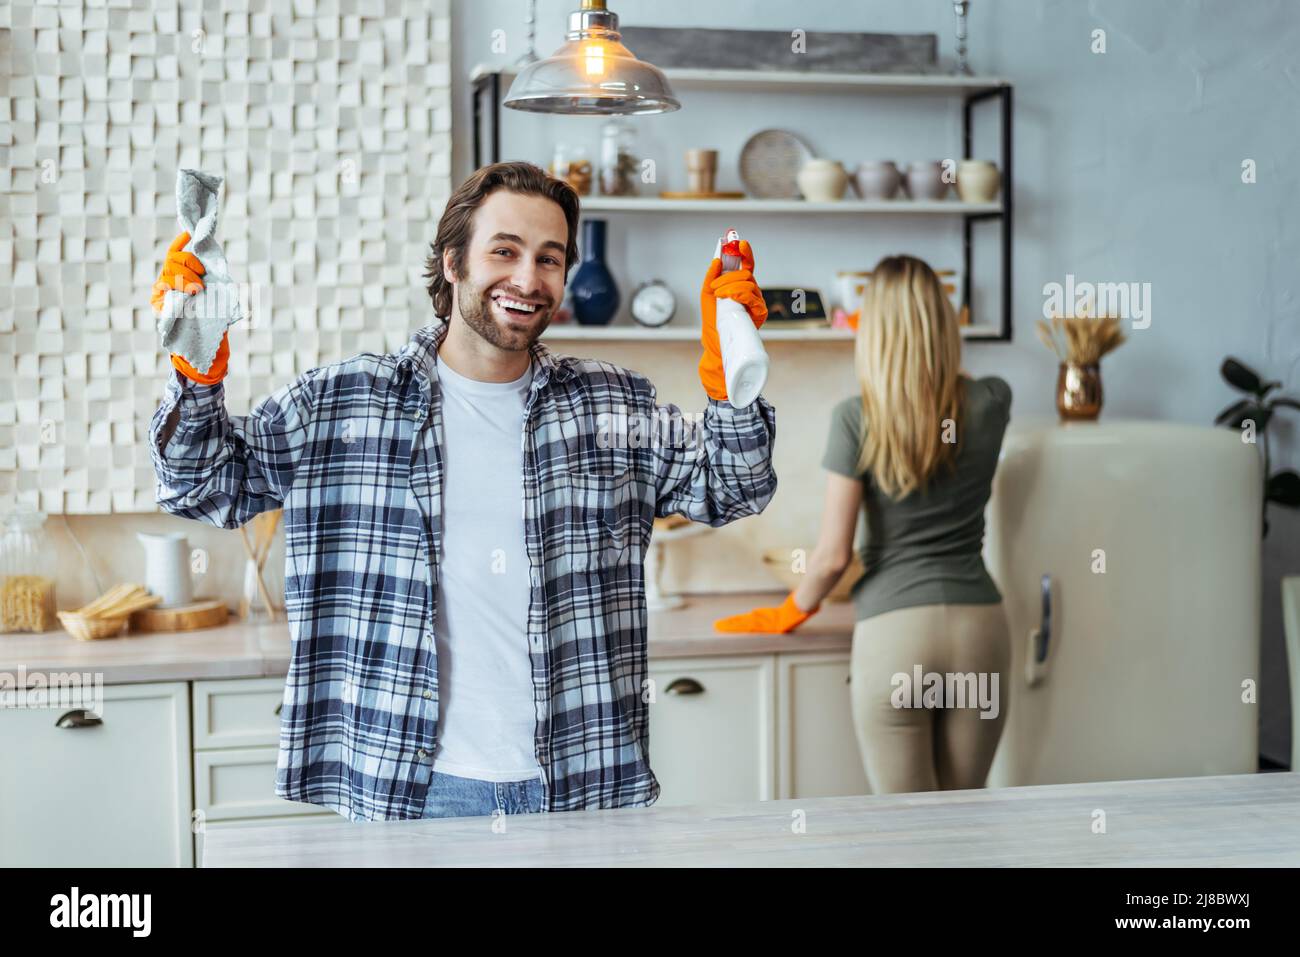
top-left (719, 227), bottom-right (742, 272)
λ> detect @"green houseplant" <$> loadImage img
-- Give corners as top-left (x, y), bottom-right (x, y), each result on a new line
top-left (1214, 357), bottom-right (1300, 535)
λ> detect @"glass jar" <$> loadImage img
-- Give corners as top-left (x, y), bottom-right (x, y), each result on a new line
top-left (0, 504), bottom-right (58, 633)
top-left (550, 143), bottom-right (592, 196)
top-left (599, 120), bottom-right (639, 196)
top-left (241, 555), bottom-right (272, 623)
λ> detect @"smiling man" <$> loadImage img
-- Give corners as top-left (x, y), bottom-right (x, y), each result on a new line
top-left (149, 161), bottom-right (777, 822)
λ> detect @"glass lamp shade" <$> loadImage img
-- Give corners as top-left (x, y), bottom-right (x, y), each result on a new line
top-left (503, 7), bottom-right (680, 116)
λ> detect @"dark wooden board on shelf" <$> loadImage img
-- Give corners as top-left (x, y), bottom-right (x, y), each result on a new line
top-left (619, 27), bottom-right (937, 74)
top-left (658, 191), bottom-right (747, 200)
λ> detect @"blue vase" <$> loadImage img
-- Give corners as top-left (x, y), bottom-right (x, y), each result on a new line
top-left (570, 219), bottom-right (620, 326)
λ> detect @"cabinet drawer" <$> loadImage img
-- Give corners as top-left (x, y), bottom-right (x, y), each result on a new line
top-left (193, 677), bottom-right (286, 749)
top-left (647, 655), bottom-right (775, 806)
top-left (0, 682), bottom-right (192, 867)
top-left (194, 746), bottom-right (331, 822)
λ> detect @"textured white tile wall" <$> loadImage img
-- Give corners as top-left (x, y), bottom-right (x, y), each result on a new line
top-left (0, 0), bottom-right (453, 513)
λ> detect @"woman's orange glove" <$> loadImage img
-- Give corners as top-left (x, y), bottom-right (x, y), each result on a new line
top-left (713, 591), bottom-right (818, 634)
top-left (151, 232), bottom-right (229, 385)
top-left (698, 239), bottom-right (767, 401)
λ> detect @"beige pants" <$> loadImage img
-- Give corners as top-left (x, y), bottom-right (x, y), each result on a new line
top-left (850, 602), bottom-right (1011, 794)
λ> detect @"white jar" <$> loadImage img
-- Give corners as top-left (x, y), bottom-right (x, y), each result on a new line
top-left (957, 160), bottom-right (1001, 202)
top-left (852, 161), bottom-right (902, 200)
top-left (904, 161), bottom-right (949, 201)
top-left (796, 159), bottom-right (848, 202)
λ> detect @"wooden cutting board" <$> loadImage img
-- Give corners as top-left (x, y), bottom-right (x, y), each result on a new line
top-left (129, 598), bottom-right (230, 633)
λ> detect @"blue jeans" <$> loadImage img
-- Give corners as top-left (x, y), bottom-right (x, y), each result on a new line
top-left (420, 769), bottom-right (545, 819)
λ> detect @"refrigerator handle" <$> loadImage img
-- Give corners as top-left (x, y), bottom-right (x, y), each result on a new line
top-left (1025, 574), bottom-right (1052, 687)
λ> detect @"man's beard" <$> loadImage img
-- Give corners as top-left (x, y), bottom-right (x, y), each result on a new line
top-left (456, 279), bottom-right (553, 351)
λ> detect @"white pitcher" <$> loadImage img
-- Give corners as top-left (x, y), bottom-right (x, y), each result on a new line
top-left (136, 531), bottom-right (193, 608)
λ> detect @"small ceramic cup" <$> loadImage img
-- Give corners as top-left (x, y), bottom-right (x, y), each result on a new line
top-left (957, 159), bottom-right (1001, 202)
top-left (852, 161), bottom-right (901, 200)
top-left (797, 158), bottom-right (849, 201)
top-left (685, 148), bottom-right (718, 194)
top-left (903, 161), bottom-right (950, 201)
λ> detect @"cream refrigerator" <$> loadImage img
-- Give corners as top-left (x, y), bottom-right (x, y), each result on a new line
top-left (984, 420), bottom-right (1262, 786)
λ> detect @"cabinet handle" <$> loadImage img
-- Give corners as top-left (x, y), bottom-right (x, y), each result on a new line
top-left (664, 678), bottom-right (704, 696)
top-left (55, 709), bottom-right (102, 729)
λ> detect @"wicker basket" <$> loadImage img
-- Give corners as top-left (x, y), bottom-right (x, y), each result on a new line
top-left (57, 611), bottom-right (131, 641)
top-left (57, 583), bottom-right (163, 640)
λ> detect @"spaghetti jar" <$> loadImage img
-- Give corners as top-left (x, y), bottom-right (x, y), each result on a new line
top-left (0, 504), bottom-right (58, 633)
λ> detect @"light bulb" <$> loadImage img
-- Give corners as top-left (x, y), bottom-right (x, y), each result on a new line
top-left (581, 40), bottom-right (607, 77)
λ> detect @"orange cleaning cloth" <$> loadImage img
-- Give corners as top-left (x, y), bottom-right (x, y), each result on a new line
top-left (713, 591), bottom-right (818, 634)
top-left (152, 232), bottom-right (229, 384)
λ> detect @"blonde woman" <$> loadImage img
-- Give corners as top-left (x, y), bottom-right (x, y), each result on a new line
top-left (715, 255), bottom-right (1013, 794)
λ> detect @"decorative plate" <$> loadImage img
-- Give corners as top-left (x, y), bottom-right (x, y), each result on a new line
top-left (739, 129), bottom-right (815, 199)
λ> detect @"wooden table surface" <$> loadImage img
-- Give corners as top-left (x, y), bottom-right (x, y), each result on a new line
top-left (202, 771), bottom-right (1300, 867)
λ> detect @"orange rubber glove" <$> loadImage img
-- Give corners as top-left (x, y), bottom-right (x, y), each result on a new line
top-left (698, 239), bottom-right (767, 402)
top-left (713, 591), bottom-right (819, 634)
top-left (151, 232), bottom-right (230, 385)
top-left (172, 331), bottom-right (230, 385)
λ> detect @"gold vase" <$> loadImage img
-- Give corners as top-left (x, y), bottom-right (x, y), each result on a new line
top-left (1056, 362), bottom-right (1103, 420)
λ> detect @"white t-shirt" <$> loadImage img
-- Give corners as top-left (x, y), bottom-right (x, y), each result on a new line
top-left (429, 354), bottom-right (541, 782)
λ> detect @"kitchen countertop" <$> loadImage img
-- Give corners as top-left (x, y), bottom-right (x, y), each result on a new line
top-left (200, 772), bottom-right (1300, 867)
top-left (0, 591), bottom-right (857, 685)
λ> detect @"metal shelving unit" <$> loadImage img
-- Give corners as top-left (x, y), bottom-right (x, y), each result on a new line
top-left (471, 64), bottom-right (1014, 341)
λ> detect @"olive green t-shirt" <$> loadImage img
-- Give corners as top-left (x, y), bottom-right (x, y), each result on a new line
top-left (821, 376), bottom-right (1012, 622)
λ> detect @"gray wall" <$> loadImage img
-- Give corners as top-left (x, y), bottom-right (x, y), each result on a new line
top-left (450, 0), bottom-right (1300, 765)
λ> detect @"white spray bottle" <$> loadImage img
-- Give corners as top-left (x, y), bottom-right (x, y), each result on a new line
top-left (712, 227), bottom-right (769, 408)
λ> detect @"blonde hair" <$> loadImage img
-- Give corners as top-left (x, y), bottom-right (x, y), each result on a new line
top-left (852, 255), bottom-right (965, 499)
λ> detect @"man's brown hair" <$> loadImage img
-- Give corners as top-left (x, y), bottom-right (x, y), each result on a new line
top-left (423, 161), bottom-right (581, 318)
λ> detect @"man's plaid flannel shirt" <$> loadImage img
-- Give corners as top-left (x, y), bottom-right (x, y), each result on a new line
top-left (150, 316), bottom-right (777, 821)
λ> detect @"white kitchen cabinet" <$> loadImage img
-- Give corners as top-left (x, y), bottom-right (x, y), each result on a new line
top-left (191, 677), bottom-right (332, 865)
top-left (0, 650), bottom-right (867, 867)
top-left (0, 681), bottom-right (193, 867)
top-left (776, 653), bottom-right (871, 799)
top-left (647, 655), bottom-right (776, 806)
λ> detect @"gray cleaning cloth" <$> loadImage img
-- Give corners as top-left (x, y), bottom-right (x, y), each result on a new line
top-left (157, 168), bottom-right (243, 374)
